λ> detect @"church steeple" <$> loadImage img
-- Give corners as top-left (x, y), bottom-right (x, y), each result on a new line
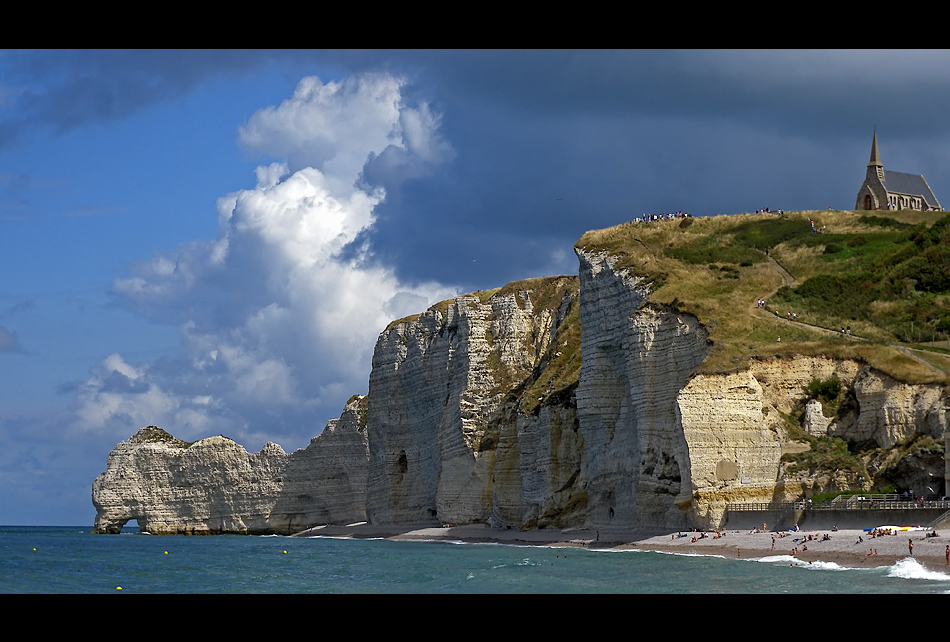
top-left (856, 129), bottom-right (942, 212)
top-left (867, 130), bottom-right (884, 181)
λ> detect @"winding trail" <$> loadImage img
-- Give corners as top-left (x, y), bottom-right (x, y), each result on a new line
top-left (752, 255), bottom-right (862, 340)
top-left (752, 255), bottom-right (948, 376)
top-left (767, 255), bottom-right (795, 289)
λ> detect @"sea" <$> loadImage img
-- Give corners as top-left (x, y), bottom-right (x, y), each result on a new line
top-left (3, 525), bottom-right (949, 594)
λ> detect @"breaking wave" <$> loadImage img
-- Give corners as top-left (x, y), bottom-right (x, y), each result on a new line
top-left (886, 557), bottom-right (950, 581)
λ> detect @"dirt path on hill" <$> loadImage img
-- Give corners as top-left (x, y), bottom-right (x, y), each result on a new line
top-left (750, 256), bottom-right (948, 376)
top-left (749, 255), bottom-right (794, 316)
top-left (751, 256), bottom-right (862, 341)
top-left (767, 255), bottom-right (795, 289)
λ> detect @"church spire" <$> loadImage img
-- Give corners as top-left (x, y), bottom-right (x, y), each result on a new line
top-left (867, 130), bottom-right (884, 181)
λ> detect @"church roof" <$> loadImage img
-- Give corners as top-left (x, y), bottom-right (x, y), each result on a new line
top-left (883, 170), bottom-right (940, 208)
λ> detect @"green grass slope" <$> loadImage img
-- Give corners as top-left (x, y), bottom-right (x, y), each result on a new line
top-left (576, 210), bottom-right (950, 386)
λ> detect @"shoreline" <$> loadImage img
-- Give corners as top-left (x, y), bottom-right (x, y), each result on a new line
top-left (293, 523), bottom-right (950, 574)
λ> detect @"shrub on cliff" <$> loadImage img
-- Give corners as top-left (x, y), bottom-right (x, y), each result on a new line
top-left (823, 243), bottom-right (843, 255)
top-left (781, 435), bottom-right (868, 479)
top-left (807, 374), bottom-right (841, 403)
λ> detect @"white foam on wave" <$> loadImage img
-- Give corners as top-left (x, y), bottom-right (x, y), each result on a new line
top-left (752, 555), bottom-right (863, 571)
top-left (802, 560), bottom-right (848, 571)
top-left (755, 554), bottom-right (795, 563)
top-left (646, 549), bottom-right (727, 560)
top-left (885, 557), bottom-right (950, 581)
top-left (382, 537), bottom-right (475, 546)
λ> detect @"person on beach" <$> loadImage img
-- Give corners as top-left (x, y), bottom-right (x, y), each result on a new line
top-left (909, 539), bottom-right (914, 556)
top-left (946, 545), bottom-right (949, 566)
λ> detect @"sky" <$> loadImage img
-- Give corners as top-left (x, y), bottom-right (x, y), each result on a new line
top-left (3, 50), bottom-right (950, 526)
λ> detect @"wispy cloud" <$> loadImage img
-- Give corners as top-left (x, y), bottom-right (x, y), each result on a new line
top-left (0, 324), bottom-right (24, 353)
top-left (62, 205), bottom-right (128, 217)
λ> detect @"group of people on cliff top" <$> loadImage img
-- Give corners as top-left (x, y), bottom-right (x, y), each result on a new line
top-left (635, 209), bottom-right (793, 221)
top-left (636, 212), bottom-right (692, 222)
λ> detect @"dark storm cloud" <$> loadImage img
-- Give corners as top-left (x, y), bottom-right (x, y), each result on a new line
top-left (0, 50), bottom-right (315, 148)
top-left (376, 50), bottom-right (950, 137)
top-left (3, 50), bottom-right (944, 145)
top-left (332, 50), bottom-right (950, 290)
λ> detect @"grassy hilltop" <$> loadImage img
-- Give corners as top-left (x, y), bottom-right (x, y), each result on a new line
top-left (576, 209), bottom-right (950, 387)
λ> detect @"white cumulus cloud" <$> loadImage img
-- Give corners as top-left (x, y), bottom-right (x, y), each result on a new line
top-left (74, 73), bottom-right (458, 448)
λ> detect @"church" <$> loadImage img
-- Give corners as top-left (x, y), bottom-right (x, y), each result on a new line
top-left (855, 132), bottom-right (942, 211)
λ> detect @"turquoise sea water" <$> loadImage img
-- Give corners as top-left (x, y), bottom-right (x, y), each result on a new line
top-left (3, 525), bottom-right (949, 593)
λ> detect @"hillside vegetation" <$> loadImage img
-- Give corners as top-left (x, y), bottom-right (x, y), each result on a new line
top-left (577, 209), bottom-right (950, 386)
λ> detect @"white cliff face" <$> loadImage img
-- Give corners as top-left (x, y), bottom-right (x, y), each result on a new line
top-left (677, 369), bottom-right (781, 525)
top-left (366, 277), bottom-right (584, 527)
top-left (678, 357), bottom-right (860, 506)
top-left (92, 246), bottom-right (949, 536)
top-left (92, 396), bottom-right (368, 534)
top-left (490, 399), bottom-right (587, 530)
top-left (676, 357), bottom-right (948, 527)
top-left (803, 399), bottom-right (833, 436)
top-left (850, 369), bottom-right (946, 448)
top-left (574, 250), bottom-right (709, 529)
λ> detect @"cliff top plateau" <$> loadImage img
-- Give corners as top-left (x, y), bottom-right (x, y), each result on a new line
top-left (577, 209), bottom-right (950, 388)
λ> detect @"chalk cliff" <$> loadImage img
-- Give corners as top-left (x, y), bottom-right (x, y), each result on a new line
top-left (93, 229), bottom-right (949, 534)
top-left (573, 249), bottom-right (709, 530)
top-left (92, 396), bottom-right (368, 534)
top-left (571, 249), bottom-right (945, 529)
top-left (365, 276), bottom-right (585, 529)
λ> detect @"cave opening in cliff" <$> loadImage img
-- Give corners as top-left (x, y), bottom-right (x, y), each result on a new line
top-left (103, 517), bottom-right (137, 534)
top-left (397, 450), bottom-right (408, 474)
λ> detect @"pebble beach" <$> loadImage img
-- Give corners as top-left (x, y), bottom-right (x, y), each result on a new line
top-left (295, 522), bottom-right (950, 574)
top-left (622, 527), bottom-right (950, 573)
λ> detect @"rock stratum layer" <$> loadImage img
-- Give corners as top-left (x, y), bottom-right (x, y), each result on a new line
top-left (93, 247), bottom-right (948, 534)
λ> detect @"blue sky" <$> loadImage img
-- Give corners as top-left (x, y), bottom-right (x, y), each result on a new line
top-left (2, 50), bottom-right (950, 526)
